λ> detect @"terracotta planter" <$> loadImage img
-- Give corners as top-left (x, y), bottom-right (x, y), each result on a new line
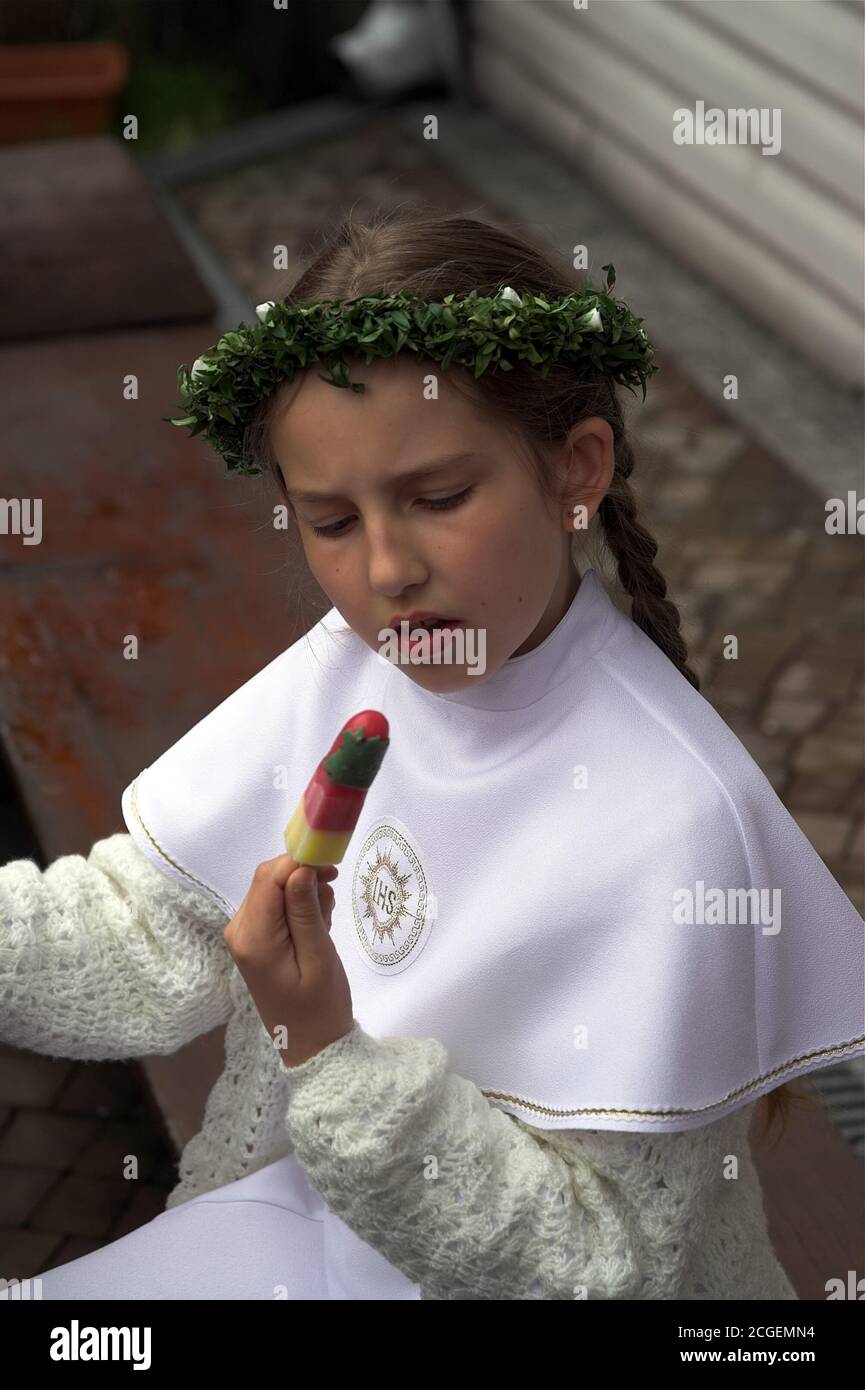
top-left (0, 41), bottom-right (129, 143)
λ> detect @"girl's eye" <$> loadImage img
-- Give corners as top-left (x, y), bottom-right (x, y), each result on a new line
top-left (309, 486), bottom-right (476, 539)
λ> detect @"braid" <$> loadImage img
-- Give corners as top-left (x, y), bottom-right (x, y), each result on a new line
top-left (598, 435), bottom-right (701, 692)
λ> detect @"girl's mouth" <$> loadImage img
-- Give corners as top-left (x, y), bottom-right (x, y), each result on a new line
top-left (401, 620), bottom-right (465, 657)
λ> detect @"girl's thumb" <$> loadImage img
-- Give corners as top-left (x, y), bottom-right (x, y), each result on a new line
top-left (287, 870), bottom-right (322, 926)
top-left (286, 869), bottom-right (333, 966)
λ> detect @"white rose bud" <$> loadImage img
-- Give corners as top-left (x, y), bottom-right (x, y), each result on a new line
top-left (191, 356), bottom-right (215, 380)
top-left (499, 286), bottom-right (522, 307)
top-left (256, 301), bottom-right (276, 322)
top-left (581, 306), bottom-right (603, 331)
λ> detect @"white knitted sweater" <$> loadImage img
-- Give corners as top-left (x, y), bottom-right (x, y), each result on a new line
top-left (1, 832), bottom-right (798, 1300)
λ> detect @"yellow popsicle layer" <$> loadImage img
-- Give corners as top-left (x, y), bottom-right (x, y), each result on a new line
top-left (284, 801), bottom-right (352, 866)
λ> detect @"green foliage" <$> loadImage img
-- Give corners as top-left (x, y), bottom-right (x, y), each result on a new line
top-left (120, 57), bottom-right (264, 152)
top-left (163, 270), bottom-right (659, 475)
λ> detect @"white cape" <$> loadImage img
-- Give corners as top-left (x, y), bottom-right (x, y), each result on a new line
top-left (121, 567), bottom-right (865, 1134)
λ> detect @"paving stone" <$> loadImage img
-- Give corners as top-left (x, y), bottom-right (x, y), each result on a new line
top-left (38, 1234), bottom-right (106, 1272)
top-left (847, 885), bottom-right (865, 916)
top-left (786, 770), bottom-right (860, 811)
top-left (0, 1112), bottom-right (103, 1170)
top-left (679, 537), bottom-right (753, 561)
top-left (728, 726), bottom-right (795, 769)
top-left (74, 1121), bottom-right (161, 1181)
top-left (793, 736), bottom-right (861, 775)
top-left (679, 425), bottom-right (747, 475)
top-left (0, 1228), bottom-right (65, 1282)
top-left (691, 559), bottom-right (790, 596)
top-left (761, 698), bottom-right (828, 737)
top-left (710, 629), bottom-right (798, 692)
top-left (652, 477), bottom-right (713, 516)
top-left (711, 685), bottom-right (759, 714)
top-left (799, 635), bottom-right (863, 675)
top-left (712, 591), bottom-right (781, 625)
top-left (813, 538), bottom-right (863, 568)
top-left (28, 1172), bottom-right (133, 1240)
top-left (775, 661), bottom-right (831, 697)
top-left (0, 1051), bottom-right (72, 1109)
top-left (0, 1166), bottom-right (59, 1226)
top-left (794, 813), bottom-right (855, 862)
top-left (109, 1184), bottom-right (171, 1240)
top-left (817, 709), bottom-right (865, 745)
top-left (54, 1061), bottom-right (142, 1119)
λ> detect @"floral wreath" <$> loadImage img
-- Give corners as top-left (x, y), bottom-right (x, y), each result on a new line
top-left (164, 264), bottom-right (657, 475)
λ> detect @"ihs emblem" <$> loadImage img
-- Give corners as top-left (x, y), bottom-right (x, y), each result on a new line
top-left (357, 845), bottom-right (415, 945)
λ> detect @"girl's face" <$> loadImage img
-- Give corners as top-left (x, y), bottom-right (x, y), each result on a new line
top-left (271, 356), bottom-right (613, 693)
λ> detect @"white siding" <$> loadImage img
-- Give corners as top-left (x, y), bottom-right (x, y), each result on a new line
top-left (469, 0), bottom-right (864, 386)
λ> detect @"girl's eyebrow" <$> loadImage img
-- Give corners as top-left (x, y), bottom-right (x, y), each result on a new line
top-left (285, 451), bottom-right (482, 504)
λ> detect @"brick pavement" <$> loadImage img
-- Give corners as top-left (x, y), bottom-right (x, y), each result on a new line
top-left (0, 752), bottom-right (177, 1283)
top-left (636, 374), bottom-right (863, 916)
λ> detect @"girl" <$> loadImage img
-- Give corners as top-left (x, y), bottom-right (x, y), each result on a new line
top-left (3, 208), bottom-right (862, 1301)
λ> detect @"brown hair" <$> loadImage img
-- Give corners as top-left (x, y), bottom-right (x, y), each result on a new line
top-left (247, 202), bottom-right (822, 1147)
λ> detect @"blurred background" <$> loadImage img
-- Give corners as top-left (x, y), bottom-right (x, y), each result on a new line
top-left (0, 0), bottom-right (862, 1296)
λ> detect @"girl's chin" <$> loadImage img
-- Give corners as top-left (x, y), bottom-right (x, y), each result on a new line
top-left (406, 667), bottom-right (474, 693)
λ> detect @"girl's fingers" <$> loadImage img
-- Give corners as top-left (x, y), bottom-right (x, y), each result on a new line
top-left (286, 872), bottom-right (337, 928)
top-left (318, 883), bottom-right (336, 930)
top-left (265, 854), bottom-right (339, 889)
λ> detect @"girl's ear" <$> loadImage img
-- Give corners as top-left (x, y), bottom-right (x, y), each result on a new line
top-left (561, 419), bottom-right (615, 527)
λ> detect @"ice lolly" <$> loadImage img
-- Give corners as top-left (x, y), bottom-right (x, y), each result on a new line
top-left (283, 710), bottom-right (390, 866)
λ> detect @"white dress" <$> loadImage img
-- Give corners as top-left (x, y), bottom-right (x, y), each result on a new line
top-left (37, 1152), bottom-right (421, 1301)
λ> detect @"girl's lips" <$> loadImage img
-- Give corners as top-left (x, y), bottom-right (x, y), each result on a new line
top-left (407, 620), bottom-right (464, 632)
top-left (392, 618), bottom-right (464, 632)
top-left (400, 620), bottom-right (465, 652)
top-left (390, 611), bottom-right (462, 628)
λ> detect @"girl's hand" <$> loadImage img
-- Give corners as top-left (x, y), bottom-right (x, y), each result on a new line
top-left (223, 854), bottom-right (354, 1069)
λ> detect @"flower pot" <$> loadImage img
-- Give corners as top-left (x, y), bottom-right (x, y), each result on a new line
top-left (0, 41), bottom-right (129, 144)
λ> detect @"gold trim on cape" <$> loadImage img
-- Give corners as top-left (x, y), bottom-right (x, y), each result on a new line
top-left (129, 777), bottom-right (234, 919)
top-left (129, 777), bottom-right (865, 1123)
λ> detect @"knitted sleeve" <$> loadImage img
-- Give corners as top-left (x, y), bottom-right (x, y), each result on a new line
top-left (280, 1020), bottom-right (773, 1301)
top-left (0, 832), bottom-right (235, 1061)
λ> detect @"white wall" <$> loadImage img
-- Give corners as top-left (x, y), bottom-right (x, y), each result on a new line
top-left (469, 0), bottom-right (864, 388)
